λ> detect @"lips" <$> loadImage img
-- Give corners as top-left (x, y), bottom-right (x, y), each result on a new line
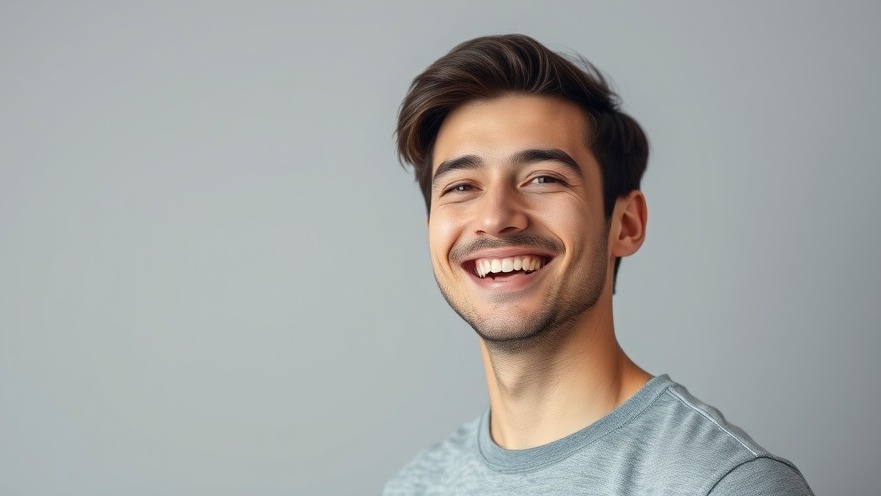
top-left (462, 253), bottom-right (553, 280)
top-left (450, 235), bottom-right (561, 284)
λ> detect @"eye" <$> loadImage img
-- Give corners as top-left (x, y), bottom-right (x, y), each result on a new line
top-left (531, 175), bottom-right (565, 185)
top-left (442, 183), bottom-right (474, 195)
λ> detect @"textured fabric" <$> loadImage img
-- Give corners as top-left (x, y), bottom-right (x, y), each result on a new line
top-left (383, 375), bottom-right (813, 495)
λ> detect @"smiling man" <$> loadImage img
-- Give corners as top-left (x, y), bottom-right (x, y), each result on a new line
top-left (384, 35), bottom-right (813, 495)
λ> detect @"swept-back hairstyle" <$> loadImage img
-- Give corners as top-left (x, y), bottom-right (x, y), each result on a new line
top-left (395, 34), bottom-right (649, 288)
top-left (396, 34), bottom-right (648, 216)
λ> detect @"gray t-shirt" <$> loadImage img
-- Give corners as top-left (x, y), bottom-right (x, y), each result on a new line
top-left (384, 375), bottom-right (812, 495)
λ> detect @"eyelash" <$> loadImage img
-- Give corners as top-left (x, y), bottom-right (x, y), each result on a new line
top-left (442, 183), bottom-right (474, 195)
top-left (532, 175), bottom-right (562, 184)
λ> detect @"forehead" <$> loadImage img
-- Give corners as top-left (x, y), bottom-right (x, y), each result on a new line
top-left (431, 94), bottom-right (592, 172)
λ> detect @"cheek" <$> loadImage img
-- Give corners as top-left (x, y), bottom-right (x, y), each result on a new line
top-left (427, 213), bottom-right (461, 262)
top-left (533, 201), bottom-right (599, 253)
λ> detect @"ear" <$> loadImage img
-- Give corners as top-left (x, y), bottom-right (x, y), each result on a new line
top-left (610, 190), bottom-right (647, 258)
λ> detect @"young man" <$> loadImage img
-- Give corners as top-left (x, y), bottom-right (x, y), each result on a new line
top-left (385, 34), bottom-right (812, 495)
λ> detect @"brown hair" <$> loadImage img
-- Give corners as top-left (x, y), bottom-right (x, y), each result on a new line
top-left (395, 34), bottom-right (649, 288)
top-left (396, 34), bottom-right (648, 217)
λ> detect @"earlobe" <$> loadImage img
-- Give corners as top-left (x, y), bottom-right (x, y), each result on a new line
top-left (610, 190), bottom-right (647, 258)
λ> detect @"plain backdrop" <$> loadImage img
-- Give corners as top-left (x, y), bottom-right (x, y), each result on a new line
top-left (1, 1), bottom-right (879, 494)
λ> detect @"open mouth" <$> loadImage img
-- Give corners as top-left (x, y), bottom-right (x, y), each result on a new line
top-left (463, 255), bottom-right (553, 280)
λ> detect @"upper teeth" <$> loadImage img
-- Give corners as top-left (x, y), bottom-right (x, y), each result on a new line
top-left (475, 256), bottom-right (545, 278)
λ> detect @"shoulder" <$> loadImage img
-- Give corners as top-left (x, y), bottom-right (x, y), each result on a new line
top-left (632, 376), bottom-right (811, 494)
top-left (655, 380), bottom-right (769, 457)
top-left (382, 416), bottom-right (481, 496)
top-left (707, 457), bottom-right (814, 495)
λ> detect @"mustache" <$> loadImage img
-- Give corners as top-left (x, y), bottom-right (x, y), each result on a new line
top-left (449, 233), bottom-right (563, 263)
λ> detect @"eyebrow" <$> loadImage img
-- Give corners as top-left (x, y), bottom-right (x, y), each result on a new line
top-left (432, 155), bottom-right (483, 185)
top-left (512, 148), bottom-right (584, 177)
top-left (432, 148), bottom-right (584, 187)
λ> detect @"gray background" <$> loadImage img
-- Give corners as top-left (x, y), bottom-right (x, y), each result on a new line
top-left (1, 1), bottom-right (878, 494)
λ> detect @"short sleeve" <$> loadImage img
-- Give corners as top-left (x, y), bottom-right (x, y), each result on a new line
top-left (707, 457), bottom-right (813, 496)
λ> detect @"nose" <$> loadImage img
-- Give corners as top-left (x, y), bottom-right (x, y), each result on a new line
top-left (474, 184), bottom-right (528, 236)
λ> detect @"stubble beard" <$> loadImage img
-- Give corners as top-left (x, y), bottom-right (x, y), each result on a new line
top-left (434, 232), bottom-right (609, 353)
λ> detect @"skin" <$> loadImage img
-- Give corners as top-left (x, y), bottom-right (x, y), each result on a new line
top-left (428, 94), bottom-right (652, 450)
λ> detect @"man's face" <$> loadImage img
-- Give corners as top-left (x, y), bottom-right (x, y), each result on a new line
top-left (428, 94), bottom-right (612, 344)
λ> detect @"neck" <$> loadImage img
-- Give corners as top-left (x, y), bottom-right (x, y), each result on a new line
top-left (480, 299), bottom-right (650, 450)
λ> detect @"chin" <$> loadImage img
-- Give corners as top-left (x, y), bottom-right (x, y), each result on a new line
top-left (465, 308), bottom-right (558, 344)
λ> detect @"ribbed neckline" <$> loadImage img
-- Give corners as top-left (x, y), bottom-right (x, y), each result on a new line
top-left (477, 374), bottom-right (674, 473)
